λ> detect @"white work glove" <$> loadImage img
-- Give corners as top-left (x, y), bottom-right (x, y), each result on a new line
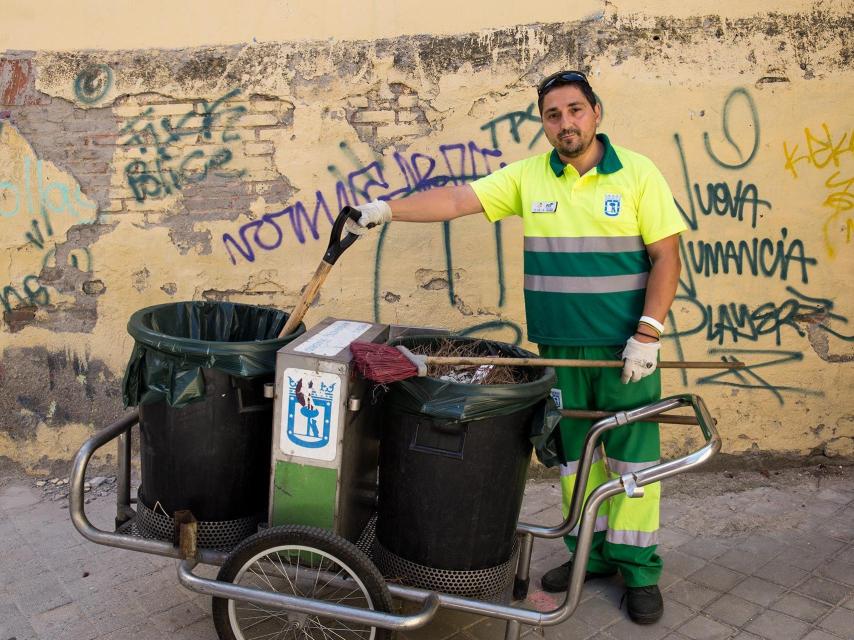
top-left (620, 337), bottom-right (660, 384)
top-left (344, 200), bottom-right (393, 236)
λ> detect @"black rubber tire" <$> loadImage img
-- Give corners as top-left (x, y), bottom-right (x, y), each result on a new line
top-left (212, 524), bottom-right (394, 640)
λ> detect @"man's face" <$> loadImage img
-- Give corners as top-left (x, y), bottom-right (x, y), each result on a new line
top-left (540, 84), bottom-right (601, 160)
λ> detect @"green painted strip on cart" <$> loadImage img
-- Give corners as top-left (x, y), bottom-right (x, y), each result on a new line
top-left (271, 461), bottom-right (337, 530)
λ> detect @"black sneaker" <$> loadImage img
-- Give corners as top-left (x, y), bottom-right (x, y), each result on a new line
top-left (626, 585), bottom-right (664, 624)
top-left (540, 560), bottom-right (617, 592)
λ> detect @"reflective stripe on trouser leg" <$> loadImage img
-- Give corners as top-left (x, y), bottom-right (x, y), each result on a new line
top-left (541, 343), bottom-right (663, 585)
top-left (559, 456), bottom-right (614, 573)
top-left (603, 463), bottom-right (663, 587)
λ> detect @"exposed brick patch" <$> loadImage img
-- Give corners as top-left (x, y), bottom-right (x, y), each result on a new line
top-left (0, 57), bottom-right (47, 106)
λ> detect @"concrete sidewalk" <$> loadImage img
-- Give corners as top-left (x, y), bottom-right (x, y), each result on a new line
top-left (1, 464), bottom-right (852, 640)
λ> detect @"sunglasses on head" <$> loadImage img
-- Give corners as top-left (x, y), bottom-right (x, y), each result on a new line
top-left (537, 70), bottom-right (589, 96)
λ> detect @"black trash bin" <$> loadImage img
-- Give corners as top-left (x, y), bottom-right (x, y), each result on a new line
top-left (374, 336), bottom-right (556, 596)
top-left (122, 301), bottom-right (304, 547)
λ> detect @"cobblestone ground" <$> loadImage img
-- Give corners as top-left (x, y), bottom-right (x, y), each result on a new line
top-left (1, 464), bottom-right (852, 640)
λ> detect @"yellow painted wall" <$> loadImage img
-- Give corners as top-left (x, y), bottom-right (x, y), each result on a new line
top-left (1, 1), bottom-right (852, 472)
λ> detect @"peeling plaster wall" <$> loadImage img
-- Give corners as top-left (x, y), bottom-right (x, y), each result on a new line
top-left (1, 1), bottom-right (852, 473)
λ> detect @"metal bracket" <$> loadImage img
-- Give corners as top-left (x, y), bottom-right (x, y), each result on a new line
top-left (614, 411), bottom-right (629, 426)
top-left (621, 472), bottom-right (644, 498)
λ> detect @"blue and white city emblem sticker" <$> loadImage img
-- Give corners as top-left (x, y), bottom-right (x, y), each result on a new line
top-left (603, 193), bottom-right (622, 217)
top-left (280, 368), bottom-right (341, 461)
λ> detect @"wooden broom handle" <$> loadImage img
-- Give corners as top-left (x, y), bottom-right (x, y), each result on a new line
top-left (278, 261), bottom-right (333, 338)
top-left (561, 409), bottom-right (702, 425)
top-left (422, 356), bottom-right (743, 369)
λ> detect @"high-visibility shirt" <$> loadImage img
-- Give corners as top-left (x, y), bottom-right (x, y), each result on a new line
top-left (470, 134), bottom-right (686, 346)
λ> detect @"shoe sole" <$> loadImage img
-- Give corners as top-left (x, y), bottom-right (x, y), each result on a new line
top-left (628, 611), bottom-right (663, 625)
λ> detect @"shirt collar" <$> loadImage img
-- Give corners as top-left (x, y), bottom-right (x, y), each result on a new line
top-left (549, 133), bottom-right (623, 177)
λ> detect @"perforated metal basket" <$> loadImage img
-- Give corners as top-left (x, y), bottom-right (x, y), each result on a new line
top-left (135, 499), bottom-right (261, 551)
top-left (372, 539), bottom-right (518, 602)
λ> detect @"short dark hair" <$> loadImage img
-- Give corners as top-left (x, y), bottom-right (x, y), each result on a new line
top-left (536, 70), bottom-right (597, 113)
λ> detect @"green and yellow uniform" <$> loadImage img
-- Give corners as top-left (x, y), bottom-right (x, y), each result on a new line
top-left (470, 134), bottom-right (686, 587)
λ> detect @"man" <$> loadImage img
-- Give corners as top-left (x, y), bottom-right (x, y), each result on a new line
top-left (344, 70), bottom-right (686, 624)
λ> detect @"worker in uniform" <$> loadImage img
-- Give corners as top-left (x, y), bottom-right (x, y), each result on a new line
top-left (344, 70), bottom-right (686, 624)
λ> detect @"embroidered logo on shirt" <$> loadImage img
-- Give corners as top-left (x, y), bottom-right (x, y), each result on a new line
top-left (532, 201), bottom-right (558, 213)
top-left (603, 194), bottom-right (622, 217)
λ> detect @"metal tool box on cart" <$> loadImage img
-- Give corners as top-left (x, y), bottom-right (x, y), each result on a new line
top-left (70, 315), bottom-right (720, 640)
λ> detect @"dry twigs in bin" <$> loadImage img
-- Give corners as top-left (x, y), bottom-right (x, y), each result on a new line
top-left (406, 338), bottom-right (535, 385)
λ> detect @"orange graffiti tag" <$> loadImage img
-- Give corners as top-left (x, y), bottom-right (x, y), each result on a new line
top-left (783, 124), bottom-right (854, 179)
top-left (783, 124), bottom-right (854, 257)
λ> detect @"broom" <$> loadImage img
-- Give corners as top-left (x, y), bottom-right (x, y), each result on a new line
top-left (348, 341), bottom-right (744, 384)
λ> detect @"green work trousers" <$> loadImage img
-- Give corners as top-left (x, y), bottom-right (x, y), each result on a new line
top-left (540, 344), bottom-right (663, 588)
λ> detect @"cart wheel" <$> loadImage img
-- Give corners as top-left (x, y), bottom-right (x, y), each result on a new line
top-left (212, 524), bottom-right (394, 640)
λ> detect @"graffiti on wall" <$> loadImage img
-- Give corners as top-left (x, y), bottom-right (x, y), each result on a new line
top-left (667, 89), bottom-right (853, 404)
top-left (1, 154), bottom-right (97, 314)
top-left (215, 85), bottom-right (850, 404)
top-left (74, 64), bottom-right (113, 105)
top-left (783, 123), bottom-right (853, 258)
top-left (120, 87), bottom-right (246, 202)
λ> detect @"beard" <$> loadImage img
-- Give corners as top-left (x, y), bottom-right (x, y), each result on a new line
top-left (552, 128), bottom-right (593, 158)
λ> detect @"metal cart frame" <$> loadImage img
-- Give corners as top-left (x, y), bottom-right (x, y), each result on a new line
top-left (70, 393), bottom-right (720, 639)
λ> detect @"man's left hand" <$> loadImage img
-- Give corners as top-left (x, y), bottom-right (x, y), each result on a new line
top-left (621, 336), bottom-right (660, 384)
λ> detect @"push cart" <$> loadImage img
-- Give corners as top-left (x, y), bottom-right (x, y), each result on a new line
top-left (69, 312), bottom-right (720, 640)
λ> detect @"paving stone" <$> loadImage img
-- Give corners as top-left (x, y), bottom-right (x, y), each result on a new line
top-left (796, 577), bottom-right (851, 605)
top-left (99, 619), bottom-right (185, 640)
top-left (0, 605), bottom-right (38, 640)
top-left (788, 534), bottom-right (846, 557)
top-left (785, 547), bottom-right (840, 572)
top-left (29, 602), bottom-right (98, 640)
top-left (530, 617), bottom-right (598, 640)
top-left (769, 592), bottom-right (831, 623)
top-left (659, 529), bottom-right (694, 550)
top-left (664, 581), bottom-right (722, 610)
top-left (753, 561), bottom-right (811, 588)
top-left (150, 600), bottom-right (211, 634)
top-left (704, 594), bottom-right (762, 627)
top-left (803, 499), bottom-right (845, 518)
top-left (817, 561), bottom-right (854, 587)
top-left (658, 571), bottom-right (683, 590)
top-left (10, 571), bottom-right (73, 616)
top-left (686, 564), bottom-right (745, 592)
top-left (736, 535), bottom-right (788, 560)
top-left (660, 550), bottom-right (707, 578)
top-left (658, 599), bottom-right (695, 630)
top-left (465, 616), bottom-right (523, 640)
top-left (573, 595), bottom-right (625, 629)
top-left (744, 610), bottom-right (811, 640)
top-left (400, 606), bottom-right (483, 640)
top-left (800, 630), bottom-right (845, 640)
top-left (730, 577), bottom-right (786, 607)
top-left (824, 518), bottom-right (854, 543)
top-left (715, 549), bottom-right (771, 575)
top-left (815, 488), bottom-right (854, 505)
top-left (677, 539), bottom-right (730, 562)
top-left (817, 607), bottom-right (854, 637)
top-left (676, 614), bottom-right (734, 640)
top-left (605, 617), bottom-right (670, 640)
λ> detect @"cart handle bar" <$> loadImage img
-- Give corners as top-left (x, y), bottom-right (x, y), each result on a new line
top-left (517, 393), bottom-right (717, 539)
top-left (178, 558), bottom-right (440, 631)
top-left (68, 412), bottom-right (227, 565)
